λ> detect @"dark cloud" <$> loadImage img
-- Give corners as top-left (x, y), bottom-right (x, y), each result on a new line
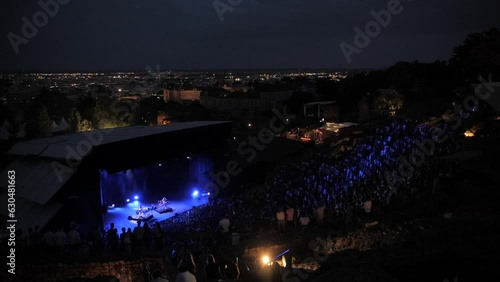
top-left (1, 0), bottom-right (499, 71)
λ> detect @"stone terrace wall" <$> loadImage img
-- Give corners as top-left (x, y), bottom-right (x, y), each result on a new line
top-left (16, 258), bottom-right (164, 282)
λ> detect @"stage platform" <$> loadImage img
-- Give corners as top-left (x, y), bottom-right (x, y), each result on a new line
top-left (128, 214), bottom-right (154, 222)
top-left (103, 197), bottom-right (208, 231)
top-left (155, 206), bottom-right (174, 214)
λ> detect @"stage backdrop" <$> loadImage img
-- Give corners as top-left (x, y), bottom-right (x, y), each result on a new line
top-left (100, 154), bottom-right (213, 206)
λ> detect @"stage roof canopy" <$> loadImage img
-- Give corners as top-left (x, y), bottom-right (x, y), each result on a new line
top-left (8, 121), bottom-right (232, 160)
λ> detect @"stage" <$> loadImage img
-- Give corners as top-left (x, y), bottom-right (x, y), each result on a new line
top-left (103, 197), bottom-right (209, 231)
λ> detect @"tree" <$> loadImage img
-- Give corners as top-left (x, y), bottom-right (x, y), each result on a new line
top-left (358, 96), bottom-right (371, 123)
top-left (93, 97), bottom-right (130, 129)
top-left (31, 88), bottom-right (74, 121)
top-left (77, 119), bottom-right (93, 132)
top-left (372, 90), bottom-right (404, 117)
top-left (449, 27), bottom-right (500, 81)
top-left (68, 108), bottom-right (82, 132)
top-left (26, 105), bottom-right (52, 138)
top-left (78, 93), bottom-right (96, 121)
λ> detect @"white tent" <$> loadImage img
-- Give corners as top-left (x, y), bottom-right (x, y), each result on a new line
top-left (53, 117), bottom-right (70, 133)
top-left (1, 120), bottom-right (12, 131)
top-left (0, 127), bottom-right (9, 140)
top-left (0, 120), bottom-right (12, 140)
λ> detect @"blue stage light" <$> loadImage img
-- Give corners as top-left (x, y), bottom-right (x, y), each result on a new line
top-left (134, 195), bottom-right (139, 200)
top-left (126, 199), bottom-right (130, 202)
top-left (192, 190), bottom-right (199, 197)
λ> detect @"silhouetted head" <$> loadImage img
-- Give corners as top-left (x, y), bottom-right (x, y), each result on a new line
top-left (207, 254), bottom-right (216, 264)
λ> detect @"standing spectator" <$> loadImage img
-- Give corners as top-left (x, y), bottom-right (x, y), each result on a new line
top-left (133, 221), bottom-right (145, 252)
top-left (205, 254), bottom-right (223, 282)
top-left (92, 225), bottom-right (104, 255)
top-left (144, 222), bottom-right (152, 250)
top-left (153, 222), bottom-right (164, 251)
top-left (107, 222), bottom-right (119, 251)
top-left (67, 227), bottom-right (80, 253)
top-left (30, 225), bottom-right (42, 250)
top-left (286, 206), bottom-right (295, 227)
top-left (17, 229), bottom-right (26, 249)
top-left (44, 229), bottom-right (55, 250)
top-left (0, 227), bottom-right (7, 245)
top-left (276, 209), bottom-right (286, 234)
top-left (54, 227), bottom-right (68, 253)
top-left (219, 216), bottom-right (230, 233)
top-left (363, 200), bottom-right (372, 214)
top-left (219, 216), bottom-right (230, 245)
top-left (315, 205), bottom-right (325, 225)
top-left (299, 213), bottom-right (310, 227)
top-left (177, 252), bottom-right (197, 282)
top-left (121, 227), bottom-right (132, 253)
top-left (224, 258), bottom-right (240, 281)
top-left (231, 228), bottom-right (240, 246)
top-left (26, 227), bottom-right (33, 247)
top-left (152, 270), bottom-right (170, 282)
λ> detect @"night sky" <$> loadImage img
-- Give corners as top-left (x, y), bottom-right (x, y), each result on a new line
top-left (1, 0), bottom-right (499, 71)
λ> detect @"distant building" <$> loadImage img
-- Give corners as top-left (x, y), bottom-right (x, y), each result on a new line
top-left (260, 90), bottom-right (294, 103)
top-left (200, 96), bottom-right (268, 111)
top-left (222, 84), bottom-right (251, 93)
top-left (199, 90), bottom-right (294, 112)
top-left (303, 101), bottom-right (336, 120)
top-left (163, 88), bottom-right (202, 102)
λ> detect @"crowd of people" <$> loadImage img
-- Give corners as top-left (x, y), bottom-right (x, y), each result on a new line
top-left (265, 119), bottom-right (461, 220)
top-left (151, 118), bottom-right (463, 242)
top-left (1, 117), bottom-right (465, 281)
